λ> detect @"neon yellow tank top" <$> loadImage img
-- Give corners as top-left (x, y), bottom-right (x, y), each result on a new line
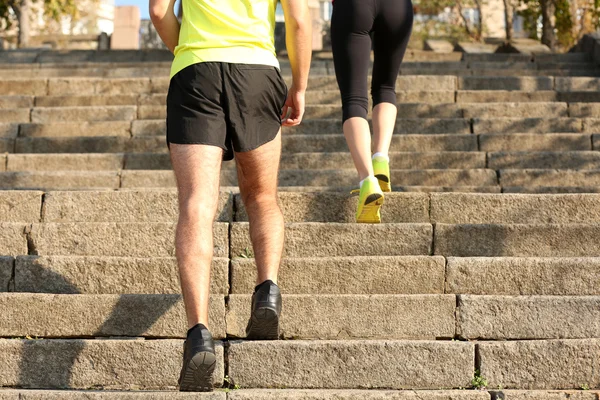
top-left (170, 0), bottom-right (280, 79)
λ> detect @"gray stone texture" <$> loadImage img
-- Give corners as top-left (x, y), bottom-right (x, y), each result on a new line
top-left (0, 339), bottom-right (224, 389)
top-left (228, 340), bottom-right (474, 389)
top-left (7, 154), bottom-right (124, 172)
top-left (35, 95), bottom-right (139, 107)
top-left (0, 96), bottom-right (34, 108)
top-left (0, 390), bottom-right (226, 399)
top-left (500, 170), bottom-right (600, 187)
top-left (0, 191), bottom-right (42, 222)
top-left (0, 293), bottom-right (226, 338)
top-left (0, 224), bottom-right (28, 256)
top-left (15, 137), bottom-right (129, 154)
top-left (0, 123), bottom-right (18, 138)
top-left (478, 134), bottom-right (591, 151)
top-left (231, 256), bottom-right (445, 294)
top-left (456, 90), bottom-right (558, 103)
top-left (0, 80), bottom-right (47, 96)
top-left (435, 224), bottom-right (600, 257)
top-left (31, 106), bottom-right (137, 123)
top-left (431, 193), bottom-right (600, 224)
top-left (497, 391), bottom-right (599, 400)
top-left (473, 118), bottom-right (583, 134)
top-left (14, 256), bottom-right (229, 295)
top-left (231, 222), bottom-right (432, 257)
top-left (42, 191), bottom-right (233, 223)
top-left (227, 294), bottom-right (455, 339)
top-left (479, 339), bottom-right (600, 389)
top-left (556, 77), bottom-right (600, 91)
top-left (0, 172), bottom-right (120, 190)
top-left (131, 119), bottom-right (164, 136)
top-left (47, 78), bottom-right (151, 96)
top-left (446, 257), bottom-right (600, 295)
top-left (19, 122), bottom-right (131, 138)
top-left (0, 138), bottom-right (13, 153)
top-left (458, 77), bottom-right (553, 91)
top-left (29, 222), bottom-right (229, 257)
top-left (584, 119), bottom-right (600, 133)
top-left (458, 295), bottom-right (600, 339)
top-left (0, 257), bottom-right (13, 292)
top-left (235, 192), bottom-right (429, 223)
top-left (570, 103), bottom-right (600, 118)
top-left (228, 390), bottom-right (491, 400)
top-left (488, 151), bottom-right (600, 169)
top-left (462, 102), bottom-right (568, 119)
top-left (0, 109), bottom-right (30, 123)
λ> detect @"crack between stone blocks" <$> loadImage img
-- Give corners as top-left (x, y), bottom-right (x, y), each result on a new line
top-left (7, 257), bottom-right (15, 292)
top-left (430, 222), bottom-right (436, 257)
top-left (24, 224), bottom-right (37, 256)
top-left (39, 192), bottom-right (47, 223)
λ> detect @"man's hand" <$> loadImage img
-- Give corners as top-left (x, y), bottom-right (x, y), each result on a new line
top-left (281, 86), bottom-right (306, 127)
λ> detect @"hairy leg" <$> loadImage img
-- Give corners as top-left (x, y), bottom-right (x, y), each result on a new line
top-left (170, 143), bottom-right (223, 329)
top-left (235, 132), bottom-right (284, 285)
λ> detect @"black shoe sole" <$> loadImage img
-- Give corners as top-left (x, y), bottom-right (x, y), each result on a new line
top-left (179, 351), bottom-right (216, 392)
top-left (246, 307), bottom-right (280, 340)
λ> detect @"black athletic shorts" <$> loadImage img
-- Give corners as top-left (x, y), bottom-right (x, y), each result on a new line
top-left (166, 62), bottom-right (288, 161)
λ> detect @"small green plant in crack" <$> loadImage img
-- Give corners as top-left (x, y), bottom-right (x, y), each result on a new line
top-left (470, 369), bottom-right (488, 390)
top-left (581, 383), bottom-right (590, 390)
top-left (223, 375), bottom-right (241, 390)
top-left (238, 247), bottom-right (254, 259)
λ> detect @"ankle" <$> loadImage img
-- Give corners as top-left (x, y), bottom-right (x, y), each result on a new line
top-left (372, 152), bottom-right (389, 162)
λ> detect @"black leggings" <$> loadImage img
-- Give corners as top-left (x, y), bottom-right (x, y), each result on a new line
top-left (331, 0), bottom-right (414, 122)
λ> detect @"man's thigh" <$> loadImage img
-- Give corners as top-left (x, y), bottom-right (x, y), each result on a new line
top-left (235, 131), bottom-right (282, 196)
top-left (170, 143), bottom-right (223, 208)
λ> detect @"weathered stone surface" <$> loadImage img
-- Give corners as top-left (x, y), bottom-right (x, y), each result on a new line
top-left (462, 103), bottom-right (567, 119)
top-left (0, 109), bottom-right (30, 123)
top-left (120, 171), bottom-right (175, 188)
top-left (559, 92), bottom-right (600, 102)
top-left (138, 105), bottom-right (165, 120)
top-left (488, 151), bottom-right (600, 169)
top-left (227, 294), bottom-right (455, 339)
top-left (31, 106), bottom-right (137, 123)
top-left (500, 170), bottom-right (600, 187)
top-left (595, 135), bottom-right (600, 150)
top-left (556, 77), bottom-right (600, 91)
top-left (18, 122), bottom-right (131, 137)
top-left (584, 119), bottom-right (600, 133)
top-left (15, 137), bottom-right (129, 153)
top-left (231, 222), bottom-right (432, 258)
top-left (303, 104), bottom-right (462, 119)
top-left (459, 77), bottom-right (553, 91)
top-left (14, 256), bottom-right (229, 295)
top-left (435, 224), bottom-right (600, 257)
top-left (0, 191), bottom-right (42, 223)
top-left (473, 118), bottom-right (583, 134)
top-left (0, 257), bottom-right (13, 292)
top-left (0, 224), bottom-right (28, 256)
top-left (431, 193), bottom-right (600, 224)
top-left (569, 103), bottom-right (600, 118)
top-left (504, 186), bottom-right (600, 194)
top-left (124, 153), bottom-right (171, 169)
top-left (228, 390), bottom-right (490, 400)
top-left (292, 118), bottom-right (471, 135)
top-left (479, 339), bottom-right (600, 389)
top-left (0, 124), bottom-right (18, 138)
top-left (129, 136), bottom-right (168, 153)
top-left (396, 91), bottom-right (456, 104)
top-left (231, 256), bottom-right (445, 294)
top-left (0, 138), bottom-right (14, 153)
top-left (131, 119), bottom-right (164, 136)
top-left (458, 295), bottom-right (600, 339)
top-left (479, 134), bottom-right (591, 151)
top-left (47, 78), bottom-right (151, 96)
top-left (0, 172), bottom-right (119, 190)
top-left (228, 340), bottom-right (474, 389)
top-left (43, 190), bottom-right (233, 223)
top-left (301, 76), bottom-right (457, 91)
top-left (0, 390), bottom-right (226, 399)
top-left (29, 222), bottom-right (229, 257)
top-left (0, 339), bottom-right (224, 389)
top-left (447, 257), bottom-right (600, 295)
top-left (7, 154), bottom-right (124, 172)
top-left (0, 155), bottom-right (4, 172)
top-left (35, 95), bottom-right (139, 108)
top-left (236, 192), bottom-right (428, 223)
top-left (456, 90), bottom-right (558, 103)
top-left (0, 80), bottom-right (47, 96)
top-left (497, 390), bottom-right (599, 400)
top-left (0, 293), bottom-right (226, 338)
top-left (138, 93), bottom-right (167, 106)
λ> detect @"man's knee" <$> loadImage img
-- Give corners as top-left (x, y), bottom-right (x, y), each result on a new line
top-left (242, 190), bottom-right (279, 213)
top-left (178, 194), bottom-right (219, 223)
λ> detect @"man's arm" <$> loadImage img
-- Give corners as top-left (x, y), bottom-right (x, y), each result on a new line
top-left (280, 0), bottom-right (312, 126)
top-left (149, 0), bottom-right (180, 53)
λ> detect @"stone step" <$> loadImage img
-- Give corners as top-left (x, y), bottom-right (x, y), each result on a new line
top-left (435, 224), bottom-right (600, 257)
top-left (0, 338), bottom-right (224, 389)
top-left (458, 77), bottom-right (554, 91)
top-left (473, 118), bottom-right (586, 134)
top-left (0, 191), bottom-right (42, 223)
top-left (28, 223), bottom-right (228, 257)
top-left (500, 169), bottom-right (600, 187)
top-left (19, 121), bottom-right (131, 138)
top-left (457, 295), bottom-right (600, 340)
top-left (6, 154), bottom-right (125, 171)
top-left (488, 151), bottom-right (600, 169)
top-left (231, 256), bottom-right (445, 295)
top-left (121, 169), bottom-right (498, 188)
top-left (12, 255), bottom-right (229, 295)
top-left (0, 293), bottom-right (226, 339)
top-left (227, 340), bottom-right (474, 389)
top-left (226, 294), bottom-right (455, 340)
top-left (231, 222), bottom-right (432, 258)
top-left (0, 390), bottom-right (226, 399)
top-left (457, 90), bottom-right (600, 103)
top-left (448, 256), bottom-right (600, 297)
top-left (479, 339), bottom-right (600, 390)
top-left (478, 134), bottom-right (592, 151)
top-left (0, 171), bottom-right (121, 190)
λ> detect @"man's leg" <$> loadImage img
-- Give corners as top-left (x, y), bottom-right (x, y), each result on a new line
top-left (235, 132), bottom-right (284, 285)
top-left (170, 143), bottom-right (223, 329)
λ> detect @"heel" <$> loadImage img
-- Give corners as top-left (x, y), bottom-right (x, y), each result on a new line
top-left (246, 307), bottom-right (280, 340)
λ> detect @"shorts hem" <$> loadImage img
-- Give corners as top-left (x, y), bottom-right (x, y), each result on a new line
top-left (233, 125), bottom-right (281, 154)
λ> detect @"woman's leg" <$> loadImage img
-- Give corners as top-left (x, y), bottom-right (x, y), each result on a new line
top-left (331, 0), bottom-right (376, 182)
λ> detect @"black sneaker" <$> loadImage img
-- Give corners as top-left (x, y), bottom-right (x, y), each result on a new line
top-left (179, 323), bottom-right (216, 392)
top-left (246, 280), bottom-right (282, 340)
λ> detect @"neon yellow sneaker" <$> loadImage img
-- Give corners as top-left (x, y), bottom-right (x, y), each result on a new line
top-left (373, 156), bottom-right (391, 192)
top-left (353, 177), bottom-right (384, 224)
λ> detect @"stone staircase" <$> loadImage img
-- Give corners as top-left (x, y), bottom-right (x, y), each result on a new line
top-left (1, 50), bottom-right (600, 399)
